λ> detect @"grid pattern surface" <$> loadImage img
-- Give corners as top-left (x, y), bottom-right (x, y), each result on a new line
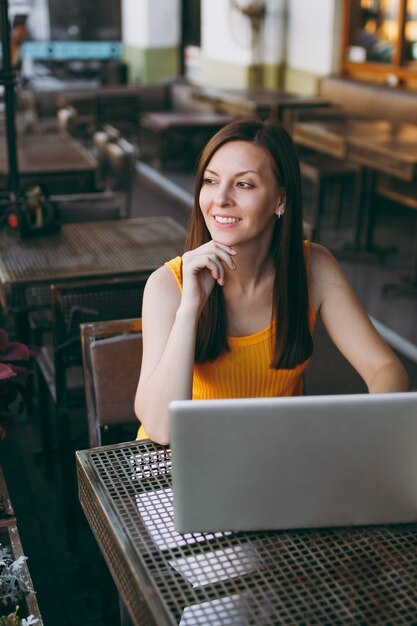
top-left (0, 217), bottom-right (185, 310)
top-left (78, 441), bottom-right (417, 626)
top-left (56, 284), bottom-right (145, 329)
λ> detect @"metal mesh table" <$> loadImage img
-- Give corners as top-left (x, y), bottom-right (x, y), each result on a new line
top-left (0, 217), bottom-right (186, 312)
top-left (77, 440), bottom-right (417, 626)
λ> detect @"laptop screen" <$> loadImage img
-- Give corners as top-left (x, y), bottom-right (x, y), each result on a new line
top-left (170, 392), bottom-right (417, 533)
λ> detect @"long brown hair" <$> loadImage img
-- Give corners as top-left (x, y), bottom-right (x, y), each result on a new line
top-left (185, 118), bottom-right (313, 369)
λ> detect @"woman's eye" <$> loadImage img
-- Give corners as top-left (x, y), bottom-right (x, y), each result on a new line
top-left (203, 177), bottom-right (216, 185)
top-left (237, 181), bottom-right (253, 189)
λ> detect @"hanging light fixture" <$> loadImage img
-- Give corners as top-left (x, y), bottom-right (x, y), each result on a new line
top-left (229, 0), bottom-right (266, 31)
top-left (229, 0), bottom-right (266, 86)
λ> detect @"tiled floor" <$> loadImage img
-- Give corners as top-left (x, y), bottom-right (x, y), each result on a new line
top-left (1, 166), bottom-right (417, 626)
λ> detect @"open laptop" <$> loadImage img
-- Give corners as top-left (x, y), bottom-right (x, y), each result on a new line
top-left (169, 392), bottom-right (417, 534)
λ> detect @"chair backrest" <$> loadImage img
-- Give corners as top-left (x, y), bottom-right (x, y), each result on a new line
top-left (80, 318), bottom-right (142, 448)
top-left (94, 136), bottom-right (136, 217)
top-left (51, 191), bottom-right (124, 223)
top-left (50, 274), bottom-right (147, 408)
top-left (319, 76), bottom-right (417, 125)
top-left (96, 93), bottom-right (139, 127)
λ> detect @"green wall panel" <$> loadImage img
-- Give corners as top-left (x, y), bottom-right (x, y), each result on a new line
top-left (123, 45), bottom-right (180, 84)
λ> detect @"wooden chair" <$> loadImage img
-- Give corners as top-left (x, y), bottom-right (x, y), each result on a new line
top-left (34, 275), bottom-right (147, 550)
top-left (80, 318), bottom-right (142, 448)
top-left (299, 152), bottom-right (360, 242)
top-left (27, 189), bottom-right (128, 347)
top-left (92, 129), bottom-right (136, 218)
top-left (102, 137), bottom-right (136, 217)
top-left (290, 105), bottom-right (361, 242)
top-left (81, 318), bottom-right (142, 626)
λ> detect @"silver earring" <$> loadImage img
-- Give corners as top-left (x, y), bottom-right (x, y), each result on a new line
top-left (276, 191), bottom-right (286, 218)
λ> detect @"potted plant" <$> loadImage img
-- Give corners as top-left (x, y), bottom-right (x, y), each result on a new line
top-left (0, 330), bottom-right (42, 624)
top-left (0, 608), bottom-right (38, 625)
top-left (0, 541), bottom-right (39, 625)
top-left (0, 517), bottom-right (42, 625)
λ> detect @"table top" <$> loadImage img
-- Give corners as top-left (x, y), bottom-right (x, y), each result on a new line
top-left (0, 132), bottom-right (97, 175)
top-left (0, 216), bottom-right (186, 312)
top-left (294, 118), bottom-right (417, 181)
top-left (198, 86), bottom-right (323, 106)
top-left (141, 111), bottom-right (233, 130)
top-left (195, 87), bottom-right (327, 121)
top-left (77, 439), bottom-right (417, 626)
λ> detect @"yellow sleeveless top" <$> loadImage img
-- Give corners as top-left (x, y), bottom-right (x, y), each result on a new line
top-left (137, 242), bottom-right (316, 439)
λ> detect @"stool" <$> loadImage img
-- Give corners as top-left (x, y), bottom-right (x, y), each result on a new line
top-left (299, 153), bottom-right (360, 241)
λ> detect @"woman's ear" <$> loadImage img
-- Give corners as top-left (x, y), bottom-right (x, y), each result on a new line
top-left (275, 191), bottom-right (286, 218)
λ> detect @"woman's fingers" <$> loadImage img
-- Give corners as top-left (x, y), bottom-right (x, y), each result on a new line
top-left (181, 241), bottom-right (238, 305)
top-left (184, 242), bottom-right (236, 273)
top-left (210, 243), bottom-right (237, 271)
top-left (206, 255), bottom-right (225, 285)
top-left (185, 253), bottom-right (224, 284)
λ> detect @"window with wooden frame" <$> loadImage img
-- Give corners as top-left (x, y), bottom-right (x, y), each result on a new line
top-left (342, 0), bottom-right (417, 89)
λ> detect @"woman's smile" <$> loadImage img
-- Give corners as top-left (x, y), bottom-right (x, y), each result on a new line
top-left (213, 214), bottom-right (242, 226)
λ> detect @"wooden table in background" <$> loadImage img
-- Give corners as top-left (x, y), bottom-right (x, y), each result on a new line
top-left (195, 86), bottom-right (328, 127)
top-left (0, 216), bottom-right (186, 339)
top-left (140, 111), bottom-right (233, 170)
top-left (0, 132), bottom-right (98, 194)
top-left (293, 118), bottom-right (417, 290)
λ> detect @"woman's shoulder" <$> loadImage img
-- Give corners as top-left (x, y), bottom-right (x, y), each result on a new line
top-left (145, 261), bottom-right (181, 297)
top-left (142, 263), bottom-right (182, 321)
top-left (308, 243), bottom-right (348, 307)
top-left (310, 243), bottom-right (347, 290)
top-left (309, 242), bottom-right (340, 272)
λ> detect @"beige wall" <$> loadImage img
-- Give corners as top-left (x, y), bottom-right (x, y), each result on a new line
top-left (122, 0), bottom-right (180, 83)
top-left (120, 0), bottom-right (340, 92)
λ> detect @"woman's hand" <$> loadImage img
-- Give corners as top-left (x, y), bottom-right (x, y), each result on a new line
top-left (181, 241), bottom-right (237, 313)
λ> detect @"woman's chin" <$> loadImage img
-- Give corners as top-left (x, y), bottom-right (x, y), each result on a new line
top-left (208, 225), bottom-right (240, 243)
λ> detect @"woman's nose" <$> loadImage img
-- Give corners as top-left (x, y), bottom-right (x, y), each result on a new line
top-left (214, 184), bottom-right (233, 206)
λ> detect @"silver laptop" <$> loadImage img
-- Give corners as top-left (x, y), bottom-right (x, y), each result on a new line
top-left (169, 392), bottom-right (417, 534)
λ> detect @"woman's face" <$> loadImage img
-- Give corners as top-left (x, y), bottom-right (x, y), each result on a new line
top-left (199, 140), bottom-right (283, 249)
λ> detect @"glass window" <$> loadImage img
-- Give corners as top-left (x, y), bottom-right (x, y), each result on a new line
top-left (404, 0), bottom-right (417, 65)
top-left (346, 0), bottom-right (400, 64)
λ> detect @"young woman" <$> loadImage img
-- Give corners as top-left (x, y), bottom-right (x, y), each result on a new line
top-left (134, 118), bottom-right (409, 444)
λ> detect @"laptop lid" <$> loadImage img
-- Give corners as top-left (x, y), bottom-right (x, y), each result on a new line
top-left (169, 392), bottom-right (417, 534)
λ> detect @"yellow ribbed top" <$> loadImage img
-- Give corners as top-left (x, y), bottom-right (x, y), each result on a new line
top-left (137, 242), bottom-right (315, 439)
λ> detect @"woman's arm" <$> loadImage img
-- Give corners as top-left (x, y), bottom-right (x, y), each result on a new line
top-left (135, 242), bottom-right (236, 444)
top-left (310, 244), bottom-right (409, 393)
top-left (134, 266), bottom-right (196, 444)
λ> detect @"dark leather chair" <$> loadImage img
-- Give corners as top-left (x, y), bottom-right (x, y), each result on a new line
top-left (80, 318), bottom-right (142, 448)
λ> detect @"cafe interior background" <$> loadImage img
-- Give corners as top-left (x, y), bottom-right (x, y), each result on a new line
top-left (1, 0), bottom-right (417, 625)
